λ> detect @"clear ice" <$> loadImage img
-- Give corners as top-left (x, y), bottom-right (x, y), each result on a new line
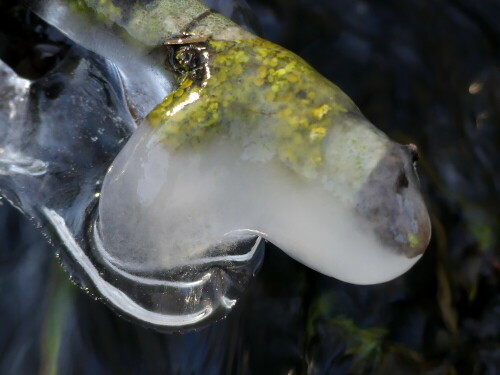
top-left (0, 45), bottom-right (264, 330)
top-left (0, 0), bottom-right (430, 331)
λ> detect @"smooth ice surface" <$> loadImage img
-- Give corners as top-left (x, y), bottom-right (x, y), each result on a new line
top-left (10, 0), bottom-right (428, 331)
top-left (0, 47), bottom-right (262, 331)
top-left (28, 0), bottom-right (174, 119)
top-left (27, 0), bottom-right (255, 119)
top-left (2, 0), bottom-right (268, 332)
top-left (100, 122), bottom-right (421, 285)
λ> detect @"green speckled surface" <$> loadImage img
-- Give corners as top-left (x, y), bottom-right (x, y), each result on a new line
top-left (148, 38), bottom-right (365, 180)
top-left (68, 0), bottom-right (250, 45)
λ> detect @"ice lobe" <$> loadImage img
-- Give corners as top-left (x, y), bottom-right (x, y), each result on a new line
top-left (28, 0), bottom-right (174, 119)
top-left (99, 120), bottom-right (421, 285)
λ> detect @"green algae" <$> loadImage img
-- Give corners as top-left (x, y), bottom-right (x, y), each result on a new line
top-left (67, 0), bottom-right (245, 46)
top-left (148, 37), bottom-right (359, 178)
top-left (63, 1), bottom-right (388, 190)
top-left (68, 0), bottom-right (122, 27)
top-left (408, 233), bottom-right (420, 248)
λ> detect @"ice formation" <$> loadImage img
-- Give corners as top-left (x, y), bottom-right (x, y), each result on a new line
top-left (0, 0), bottom-right (433, 330)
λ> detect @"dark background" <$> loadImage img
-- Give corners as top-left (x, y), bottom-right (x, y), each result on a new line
top-left (1, 0), bottom-right (499, 374)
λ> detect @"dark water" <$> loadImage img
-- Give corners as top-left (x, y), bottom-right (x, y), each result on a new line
top-left (1, 0), bottom-right (499, 374)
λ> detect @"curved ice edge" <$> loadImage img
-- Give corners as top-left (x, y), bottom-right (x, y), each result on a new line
top-left (44, 207), bottom-right (213, 328)
top-left (93, 221), bottom-right (263, 278)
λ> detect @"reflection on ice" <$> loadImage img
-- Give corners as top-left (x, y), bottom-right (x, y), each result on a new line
top-left (1, 0), bottom-right (431, 331)
top-left (0, 45), bottom-right (263, 331)
top-left (28, 0), bottom-right (175, 119)
top-left (0, 150), bottom-right (48, 177)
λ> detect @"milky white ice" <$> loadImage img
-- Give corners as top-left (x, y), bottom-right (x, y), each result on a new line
top-left (11, 0), bottom-right (432, 332)
top-left (99, 120), bottom-right (424, 285)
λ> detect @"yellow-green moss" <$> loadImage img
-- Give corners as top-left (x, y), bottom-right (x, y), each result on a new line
top-left (148, 37), bottom-right (358, 177)
top-left (84, 0), bottom-right (123, 21)
top-left (67, 0), bottom-right (219, 45)
top-left (408, 233), bottom-right (420, 248)
top-left (68, 0), bottom-right (122, 27)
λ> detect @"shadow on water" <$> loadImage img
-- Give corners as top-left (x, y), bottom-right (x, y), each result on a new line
top-left (0, 0), bottom-right (499, 374)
